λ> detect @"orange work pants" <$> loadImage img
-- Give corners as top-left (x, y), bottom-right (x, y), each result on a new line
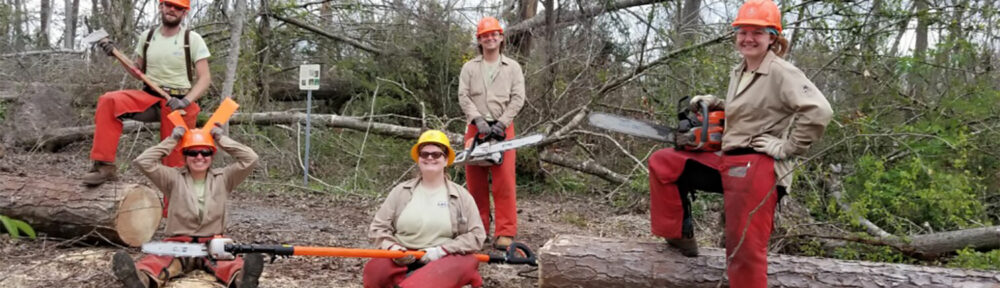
top-left (90, 89), bottom-right (199, 167)
top-left (463, 122), bottom-right (517, 237)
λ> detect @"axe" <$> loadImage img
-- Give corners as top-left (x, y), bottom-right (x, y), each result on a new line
top-left (82, 29), bottom-right (177, 104)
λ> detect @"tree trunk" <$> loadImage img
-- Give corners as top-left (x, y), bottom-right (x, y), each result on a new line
top-left (255, 0), bottom-right (273, 105)
top-left (539, 235), bottom-right (1000, 288)
top-left (220, 0), bottom-right (246, 100)
top-left (0, 174), bottom-right (162, 247)
top-left (64, 0), bottom-right (81, 49)
top-left (511, 0), bottom-right (537, 56)
top-left (39, 0), bottom-right (52, 47)
top-left (673, 0), bottom-right (701, 45)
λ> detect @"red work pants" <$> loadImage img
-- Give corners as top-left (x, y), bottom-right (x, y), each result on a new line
top-left (134, 235), bottom-right (244, 286)
top-left (91, 90), bottom-right (200, 167)
top-left (648, 148), bottom-right (781, 288)
top-left (362, 255), bottom-right (483, 288)
top-left (463, 123), bottom-right (517, 237)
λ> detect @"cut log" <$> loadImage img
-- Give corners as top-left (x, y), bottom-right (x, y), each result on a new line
top-left (0, 174), bottom-right (162, 247)
top-left (538, 235), bottom-right (1000, 288)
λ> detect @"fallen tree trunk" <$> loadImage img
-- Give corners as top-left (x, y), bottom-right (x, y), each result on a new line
top-left (12, 120), bottom-right (158, 152)
top-left (0, 174), bottom-right (162, 247)
top-left (539, 235), bottom-right (1000, 288)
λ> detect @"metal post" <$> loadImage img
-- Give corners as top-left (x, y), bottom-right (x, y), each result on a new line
top-left (304, 89), bottom-right (312, 185)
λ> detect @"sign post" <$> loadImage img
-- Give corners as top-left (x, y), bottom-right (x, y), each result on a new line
top-left (299, 64), bottom-right (320, 185)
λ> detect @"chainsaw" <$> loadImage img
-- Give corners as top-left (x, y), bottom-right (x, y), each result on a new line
top-left (588, 97), bottom-right (725, 152)
top-left (453, 133), bottom-right (544, 166)
top-left (142, 238), bottom-right (537, 266)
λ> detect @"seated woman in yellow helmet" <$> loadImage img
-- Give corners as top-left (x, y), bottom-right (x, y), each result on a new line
top-left (364, 130), bottom-right (487, 288)
top-left (112, 125), bottom-right (263, 288)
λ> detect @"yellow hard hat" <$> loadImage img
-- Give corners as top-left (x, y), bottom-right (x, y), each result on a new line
top-left (410, 130), bottom-right (455, 166)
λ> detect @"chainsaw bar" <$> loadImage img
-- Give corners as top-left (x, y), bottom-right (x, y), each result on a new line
top-left (453, 134), bottom-right (544, 165)
top-left (587, 112), bottom-right (675, 143)
top-left (142, 242), bottom-right (208, 258)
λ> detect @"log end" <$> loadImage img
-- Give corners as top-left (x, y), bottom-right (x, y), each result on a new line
top-left (114, 185), bottom-right (162, 247)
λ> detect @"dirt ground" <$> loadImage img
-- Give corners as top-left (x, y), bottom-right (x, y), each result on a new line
top-left (0, 140), bottom-right (658, 288)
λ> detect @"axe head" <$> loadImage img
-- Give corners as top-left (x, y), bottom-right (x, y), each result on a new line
top-left (82, 29), bottom-right (110, 46)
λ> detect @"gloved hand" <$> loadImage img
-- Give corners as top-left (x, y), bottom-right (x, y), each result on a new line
top-left (688, 94), bottom-right (725, 112)
top-left (97, 40), bottom-right (116, 56)
top-left (210, 126), bottom-right (225, 141)
top-left (420, 246), bottom-right (447, 264)
top-left (170, 126), bottom-right (186, 140)
top-left (489, 122), bottom-right (507, 140)
top-left (750, 134), bottom-right (791, 160)
top-left (167, 97), bottom-right (191, 111)
top-left (389, 244), bottom-right (416, 266)
top-left (473, 117), bottom-right (491, 139)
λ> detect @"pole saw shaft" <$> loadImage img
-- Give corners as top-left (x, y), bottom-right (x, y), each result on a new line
top-left (226, 244), bottom-right (492, 262)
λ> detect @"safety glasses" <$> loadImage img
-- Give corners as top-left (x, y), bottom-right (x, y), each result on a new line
top-left (183, 149), bottom-right (214, 157)
top-left (419, 151), bottom-right (445, 160)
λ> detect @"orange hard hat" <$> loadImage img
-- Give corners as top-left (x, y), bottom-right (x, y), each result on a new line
top-left (476, 17), bottom-right (503, 37)
top-left (731, 0), bottom-right (782, 34)
top-left (160, 0), bottom-right (190, 9)
top-left (180, 128), bottom-right (215, 151)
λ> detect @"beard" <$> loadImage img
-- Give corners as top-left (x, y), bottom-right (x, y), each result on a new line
top-left (161, 13), bottom-right (183, 27)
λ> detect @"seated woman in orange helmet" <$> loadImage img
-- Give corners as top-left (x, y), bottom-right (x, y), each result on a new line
top-left (111, 125), bottom-right (263, 288)
top-left (364, 130), bottom-right (487, 288)
top-left (647, 0), bottom-right (832, 287)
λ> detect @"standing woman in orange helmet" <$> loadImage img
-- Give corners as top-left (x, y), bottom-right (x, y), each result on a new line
top-left (646, 0), bottom-right (832, 287)
top-left (111, 125), bottom-right (263, 288)
top-left (457, 16), bottom-right (526, 250)
top-left (364, 130), bottom-right (487, 288)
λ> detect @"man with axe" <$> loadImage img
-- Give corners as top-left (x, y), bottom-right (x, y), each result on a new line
top-left (82, 0), bottom-right (212, 186)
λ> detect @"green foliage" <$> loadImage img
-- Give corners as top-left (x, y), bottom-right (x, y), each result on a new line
top-left (947, 248), bottom-right (1000, 270)
top-left (0, 215), bottom-right (36, 239)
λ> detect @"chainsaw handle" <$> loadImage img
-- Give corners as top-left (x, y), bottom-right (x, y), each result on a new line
top-left (692, 101), bottom-right (710, 150)
top-left (487, 242), bottom-right (538, 266)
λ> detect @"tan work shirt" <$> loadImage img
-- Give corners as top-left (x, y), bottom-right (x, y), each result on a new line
top-left (723, 51), bottom-right (834, 188)
top-left (134, 135), bottom-right (259, 237)
top-left (458, 55), bottom-right (526, 125)
top-left (369, 177), bottom-right (485, 253)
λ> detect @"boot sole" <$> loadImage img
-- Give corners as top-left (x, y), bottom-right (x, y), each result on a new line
top-left (112, 251), bottom-right (146, 288)
top-left (239, 253), bottom-right (265, 288)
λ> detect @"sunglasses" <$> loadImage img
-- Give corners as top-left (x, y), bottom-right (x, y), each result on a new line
top-left (419, 151), bottom-right (446, 160)
top-left (183, 149), bottom-right (214, 157)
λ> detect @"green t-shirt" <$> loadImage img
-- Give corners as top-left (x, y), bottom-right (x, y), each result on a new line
top-left (192, 179), bottom-right (206, 219)
top-left (133, 27), bottom-right (211, 89)
top-left (480, 59), bottom-right (501, 121)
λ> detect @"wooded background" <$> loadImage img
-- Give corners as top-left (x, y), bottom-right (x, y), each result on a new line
top-left (1, 0), bottom-right (998, 271)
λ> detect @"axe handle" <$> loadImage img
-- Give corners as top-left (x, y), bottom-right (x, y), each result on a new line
top-left (102, 42), bottom-right (186, 116)
top-left (109, 48), bottom-right (172, 100)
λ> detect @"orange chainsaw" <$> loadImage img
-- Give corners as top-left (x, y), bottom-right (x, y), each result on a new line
top-left (588, 97), bottom-right (725, 152)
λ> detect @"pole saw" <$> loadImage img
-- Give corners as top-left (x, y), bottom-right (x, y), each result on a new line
top-left (142, 238), bottom-right (538, 266)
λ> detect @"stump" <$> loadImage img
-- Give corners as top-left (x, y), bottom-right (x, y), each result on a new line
top-left (538, 235), bottom-right (1000, 288)
top-left (0, 173), bottom-right (162, 246)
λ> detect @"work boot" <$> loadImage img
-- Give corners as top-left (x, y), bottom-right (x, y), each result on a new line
top-left (112, 250), bottom-right (150, 288)
top-left (231, 253), bottom-right (264, 288)
top-left (82, 161), bottom-right (117, 186)
top-left (494, 236), bottom-right (514, 250)
top-left (666, 237), bottom-right (699, 257)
